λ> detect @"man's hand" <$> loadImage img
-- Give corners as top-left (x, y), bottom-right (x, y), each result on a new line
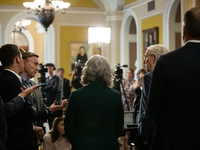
top-left (59, 99), bottom-right (68, 109)
top-left (18, 85), bottom-right (38, 98)
top-left (34, 126), bottom-right (44, 139)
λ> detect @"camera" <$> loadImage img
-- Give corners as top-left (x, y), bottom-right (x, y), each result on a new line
top-left (113, 63), bottom-right (128, 80)
top-left (72, 59), bottom-right (85, 89)
top-left (74, 59), bottom-right (85, 76)
top-left (113, 63), bottom-right (128, 91)
top-left (38, 63), bottom-right (47, 84)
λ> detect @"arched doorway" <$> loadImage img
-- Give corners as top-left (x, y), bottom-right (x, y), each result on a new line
top-left (121, 10), bottom-right (139, 79)
top-left (5, 11), bottom-right (55, 64)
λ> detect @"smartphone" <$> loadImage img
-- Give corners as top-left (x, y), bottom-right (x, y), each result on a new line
top-left (56, 90), bottom-right (62, 105)
top-left (36, 83), bottom-right (45, 87)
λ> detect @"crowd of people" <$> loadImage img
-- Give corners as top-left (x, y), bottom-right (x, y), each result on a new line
top-left (0, 7), bottom-right (200, 150)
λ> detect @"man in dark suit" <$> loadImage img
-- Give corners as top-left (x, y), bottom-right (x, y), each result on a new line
top-left (0, 44), bottom-right (38, 150)
top-left (135, 44), bottom-right (168, 150)
top-left (148, 7), bottom-right (200, 150)
top-left (43, 63), bottom-right (61, 128)
top-left (57, 68), bottom-right (71, 99)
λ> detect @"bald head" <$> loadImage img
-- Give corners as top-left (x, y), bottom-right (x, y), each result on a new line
top-left (184, 7), bottom-right (200, 39)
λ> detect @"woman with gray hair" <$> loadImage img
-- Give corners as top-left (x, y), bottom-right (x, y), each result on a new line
top-left (64, 55), bottom-right (124, 150)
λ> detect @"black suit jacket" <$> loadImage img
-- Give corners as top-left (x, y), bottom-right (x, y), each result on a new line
top-left (0, 70), bottom-right (36, 150)
top-left (63, 78), bottom-right (71, 99)
top-left (148, 42), bottom-right (200, 150)
top-left (64, 79), bottom-right (124, 150)
top-left (44, 75), bottom-right (59, 107)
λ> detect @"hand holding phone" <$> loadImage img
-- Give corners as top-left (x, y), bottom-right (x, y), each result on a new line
top-left (37, 83), bottom-right (45, 88)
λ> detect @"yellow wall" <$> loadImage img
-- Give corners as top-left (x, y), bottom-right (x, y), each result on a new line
top-left (142, 14), bottom-right (163, 45)
top-left (60, 26), bottom-right (88, 79)
top-left (124, 0), bottom-right (138, 6)
top-left (27, 20), bottom-right (44, 82)
top-left (27, 20), bottom-right (44, 64)
top-left (0, 0), bottom-right (99, 8)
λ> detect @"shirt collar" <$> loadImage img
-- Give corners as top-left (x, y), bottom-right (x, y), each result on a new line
top-left (5, 69), bottom-right (22, 83)
top-left (185, 40), bottom-right (200, 45)
top-left (20, 74), bottom-right (29, 82)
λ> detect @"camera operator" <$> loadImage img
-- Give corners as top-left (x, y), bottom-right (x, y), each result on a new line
top-left (70, 59), bottom-right (85, 89)
top-left (120, 69), bottom-right (135, 111)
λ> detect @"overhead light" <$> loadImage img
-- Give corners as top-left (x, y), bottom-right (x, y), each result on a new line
top-left (14, 20), bottom-right (31, 32)
top-left (23, 0), bottom-right (70, 31)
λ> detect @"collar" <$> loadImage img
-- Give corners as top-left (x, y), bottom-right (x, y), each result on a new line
top-left (185, 40), bottom-right (200, 45)
top-left (5, 69), bottom-right (22, 83)
top-left (20, 74), bottom-right (29, 82)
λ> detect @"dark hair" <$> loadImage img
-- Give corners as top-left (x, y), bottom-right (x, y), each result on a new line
top-left (184, 7), bottom-right (200, 39)
top-left (0, 44), bottom-right (22, 68)
top-left (79, 46), bottom-right (85, 51)
top-left (46, 63), bottom-right (56, 70)
top-left (22, 52), bottom-right (39, 60)
top-left (49, 117), bottom-right (65, 143)
top-left (137, 69), bottom-right (147, 79)
top-left (57, 68), bottom-right (65, 72)
top-left (127, 69), bottom-right (134, 75)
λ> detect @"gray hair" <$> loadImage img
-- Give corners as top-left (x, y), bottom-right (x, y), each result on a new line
top-left (81, 55), bottom-right (113, 88)
top-left (148, 44), bottom-right (168, 59)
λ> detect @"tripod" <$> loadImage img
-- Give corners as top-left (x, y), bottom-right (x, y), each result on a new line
top-left (114, 78), bottom-right (130, 111)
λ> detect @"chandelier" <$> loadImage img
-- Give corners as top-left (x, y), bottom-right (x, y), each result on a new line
top-left (14, 20), bottom-right (31, 32)
top-left (23, 0), bottom-right (70, 31)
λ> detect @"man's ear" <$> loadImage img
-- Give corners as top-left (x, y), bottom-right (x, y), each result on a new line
top-left (153, 55), bottom-right (157, 63)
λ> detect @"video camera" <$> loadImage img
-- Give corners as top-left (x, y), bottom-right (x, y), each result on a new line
top-left (72, 59), bottom-right (85, 89)
top-left (38, 63), bottom-right (47, 84)
top-left (113, 63), bottom-right (128, 80)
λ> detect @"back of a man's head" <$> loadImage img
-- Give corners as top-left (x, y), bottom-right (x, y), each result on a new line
top-left (0, 44), bottom-right (21, 68)
top-left (184, 7), bottom-right (200, 39)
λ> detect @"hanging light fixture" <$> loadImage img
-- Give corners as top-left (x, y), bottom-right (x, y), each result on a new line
top-left (14, 20), bottom-right (31, 32)
top-left (23, 0), bottom-right (70, 31)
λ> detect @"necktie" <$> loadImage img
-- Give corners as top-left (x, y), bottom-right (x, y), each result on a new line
top-left (25, 80), bottom-right (36, 105)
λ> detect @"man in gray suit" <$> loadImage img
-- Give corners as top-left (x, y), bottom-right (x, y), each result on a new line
top-left (21, 52), bottom-right (67, 130)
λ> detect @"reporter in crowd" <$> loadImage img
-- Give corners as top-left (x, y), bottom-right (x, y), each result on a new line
top-left (43, 63), bottom-right (62, 128)
top-left (135, 44), bottom-right (168, 150)
top-left (129, 69), bottom-right (146, 123)
top-left (120, 69), bottom-right (135, 111)
top-left (57, 68), bottom-right (71, 99)
top-left (0, 44), bottom-right (41, 150)
top-left (64, 55), bottom-right (124, 150)
top-left (43, 117), bottom-right (71, 150)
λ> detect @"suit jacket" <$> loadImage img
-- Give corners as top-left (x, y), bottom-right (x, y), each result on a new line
top-left (21, 78), bottom-right (48, 123)
top-left (136, 72), bottom-right (155, 149)
top-left (44, 75), bottom-right (59, 107)
top-left (148, 42), bottom-right (200, 150)
top-left (0, 95), bottom-right (25, 144)
top-left (0, 70), bottom-right (36, 150)
top-left (64, 78), bottom-right (124, 150)
top-left (63, 78), bottom-right (71, 99)
top-left (0, 97), bottom-right (7, 144)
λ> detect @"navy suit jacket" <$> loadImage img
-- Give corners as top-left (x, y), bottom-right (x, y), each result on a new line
top-left (148, 42), bottom-right (200, 150)
top-left (0, 70), bottom-right (36, 150)
top-left (138, 72), bottom-right (155, 142)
